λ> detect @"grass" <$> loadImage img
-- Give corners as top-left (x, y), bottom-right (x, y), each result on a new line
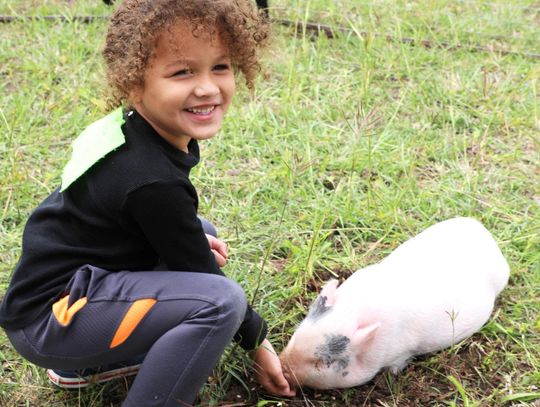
top-left (1, 0), bottom-right (539, 405)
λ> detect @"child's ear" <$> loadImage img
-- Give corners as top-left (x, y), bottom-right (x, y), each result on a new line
top-left (128, 87), bottom-right (143, 106)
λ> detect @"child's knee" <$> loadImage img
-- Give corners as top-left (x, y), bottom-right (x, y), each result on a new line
top-left (214, 278), bottom-right (247, 324)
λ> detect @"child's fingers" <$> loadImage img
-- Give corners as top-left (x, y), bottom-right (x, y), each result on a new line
top-left (271, 374), bottom-right (296, 396)
top-left (211, 249), bottom-right (227, 267)
top-left (206, 235), bottom-right (228, 259)
top-left (261, 375), bottom-right (296, 397)
top-left (214, 242), bottom-right (228, 260)
top-left (268, 360), bottom-right (296, 396)
top-left (272, 365), bottom-right (296, 396)
top-left (216, 241), bottom-right (228, 259)
top-left (254, 339), bottom-right (296, 397)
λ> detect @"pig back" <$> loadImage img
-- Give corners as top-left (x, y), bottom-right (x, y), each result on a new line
top-left (379, 217), bottom-right (509, 295)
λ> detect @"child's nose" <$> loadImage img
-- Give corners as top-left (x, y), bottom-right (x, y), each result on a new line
top-left (193, 76), bottom-right (220, 98)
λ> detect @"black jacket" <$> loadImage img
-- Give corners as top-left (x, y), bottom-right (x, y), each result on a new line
top-left (0, 109), bottom-right (266, 350)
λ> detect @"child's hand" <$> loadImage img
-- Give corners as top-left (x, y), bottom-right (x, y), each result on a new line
top-left (252, 339), bottom-right (296, 397)
top-left (206, 234), bottom-right (228, 267)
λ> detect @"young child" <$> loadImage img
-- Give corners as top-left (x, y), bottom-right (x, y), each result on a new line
top-left (0, 0), bottom-right (296, 405)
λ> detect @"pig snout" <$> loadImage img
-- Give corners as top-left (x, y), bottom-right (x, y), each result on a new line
top-left (278, 348), bottom-right (303, 389)
top-left (279, 356), bottom-right (297, 389)
top-left (279, 330), bottom-right (363, 390)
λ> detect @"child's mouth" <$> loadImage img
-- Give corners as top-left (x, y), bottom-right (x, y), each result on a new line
top-left (185, 106), bottom-right (216, 115)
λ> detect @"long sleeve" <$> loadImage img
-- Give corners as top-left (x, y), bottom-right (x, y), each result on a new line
top-left (125, 181), bottom-right (267, 349)
top-left (125, 180), bottom-right (220, 274)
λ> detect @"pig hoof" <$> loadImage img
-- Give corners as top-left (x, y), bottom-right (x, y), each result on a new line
top-left (389, 358), bottom-right (412, 374)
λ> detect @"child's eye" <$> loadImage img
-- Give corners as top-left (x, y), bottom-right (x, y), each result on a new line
top-left (172, 68), bottom-right (192, 77)
top-left (213, 64), bottom-right (230, 72)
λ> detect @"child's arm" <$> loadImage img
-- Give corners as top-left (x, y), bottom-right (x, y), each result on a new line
top-left (252, 339), bottom-right (296, 397)
top-left (126, 181), bottom-right (223, 274)
top-left (127, 181), bottom-right (268, 349)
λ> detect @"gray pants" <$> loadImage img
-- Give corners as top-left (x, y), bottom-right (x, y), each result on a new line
top-left (5, 222), bottom-right (247, 406)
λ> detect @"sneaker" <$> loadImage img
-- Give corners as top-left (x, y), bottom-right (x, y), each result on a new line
top-left (47, 356), bottom-right (144, 389)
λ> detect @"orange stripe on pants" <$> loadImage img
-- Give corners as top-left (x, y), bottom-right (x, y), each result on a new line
top-left (110, 299), bottom-right (157, 348)
top-left (52, 295), bottom-right (88, 326)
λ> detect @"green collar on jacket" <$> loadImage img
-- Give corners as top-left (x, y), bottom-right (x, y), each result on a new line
top-left (60, 107), bottom-right (125, 192)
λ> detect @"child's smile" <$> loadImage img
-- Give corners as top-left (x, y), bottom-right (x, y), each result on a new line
top-left (131, 22), bottom-right (236, 152)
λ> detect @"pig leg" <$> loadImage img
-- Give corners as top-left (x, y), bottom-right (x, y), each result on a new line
top-left (388, 356), bottom-right (413, 374)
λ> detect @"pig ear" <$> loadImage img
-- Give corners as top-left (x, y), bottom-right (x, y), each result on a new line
top-left (351, 322), bottom-right (381, 350)
top-left (306, 279), bottom-right (339, 320)
top-left (319, 279), bottom-right (339, 306)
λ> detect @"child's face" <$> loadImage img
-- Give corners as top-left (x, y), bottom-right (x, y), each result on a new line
top-left (131, 22), bottom-right (236, 152)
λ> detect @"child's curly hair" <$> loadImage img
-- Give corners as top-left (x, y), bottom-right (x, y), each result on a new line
top-left (103, 0), bottom-right (270, 107)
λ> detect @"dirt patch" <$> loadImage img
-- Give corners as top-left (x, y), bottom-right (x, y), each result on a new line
top-left (214, 334), bottom-right (517, 406)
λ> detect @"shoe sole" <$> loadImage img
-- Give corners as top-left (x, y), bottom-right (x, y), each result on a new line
top-left (47, 365), bottom-right (141, 389)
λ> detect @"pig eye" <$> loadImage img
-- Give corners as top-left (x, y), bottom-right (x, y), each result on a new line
top-left (314, 358), bottom-right (323, 371)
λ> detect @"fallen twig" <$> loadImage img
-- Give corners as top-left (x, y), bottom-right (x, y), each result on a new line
top-left (276, 18), bottom-right (540, 60)
top-left (0, 15), bottom-right (107, 23)
top-left (1, 14), bottom-right (539, 60)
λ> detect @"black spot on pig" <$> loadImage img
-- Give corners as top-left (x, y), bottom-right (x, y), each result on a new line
top-left (314, 334), bottom-right (350, 372)
top-left (325, 334), bottom-right (349, 354)
top-left (307, 295), bottom-right (331, 320)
